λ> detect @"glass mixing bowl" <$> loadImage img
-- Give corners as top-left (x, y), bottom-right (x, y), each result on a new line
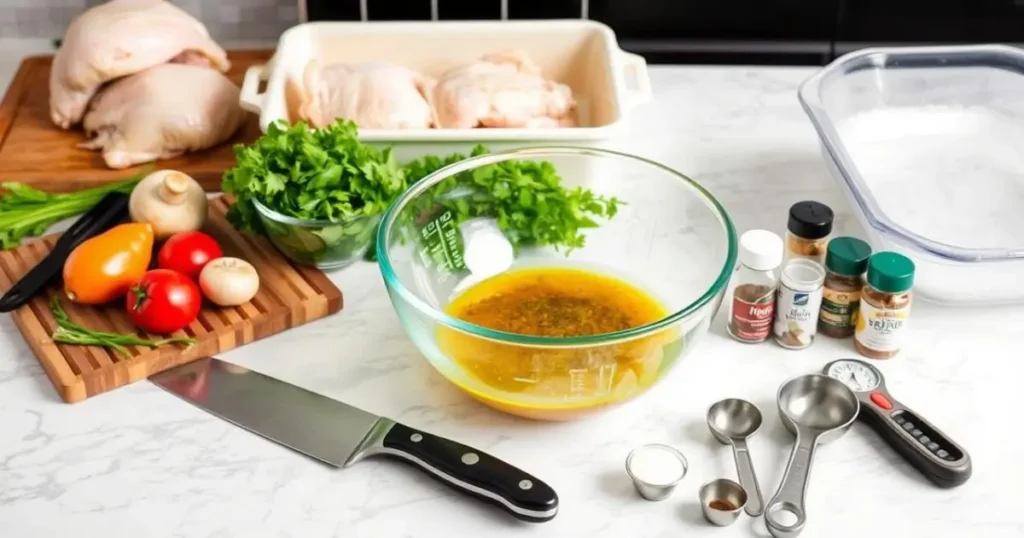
top-left (376, 147), bottom-right (737, 420)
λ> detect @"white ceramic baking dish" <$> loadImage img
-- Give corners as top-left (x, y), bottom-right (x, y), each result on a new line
top-left (238, 20), bottom-right (652, 160)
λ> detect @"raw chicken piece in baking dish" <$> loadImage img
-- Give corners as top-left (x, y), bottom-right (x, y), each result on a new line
top-left (432, 50), bottom-right (577, 129)
top-left (79, 63), bottom-right (245, 169)
top-left (287, 61), bottom-right (436, 129)
top-left (49, 0), bottom-right (229, 129)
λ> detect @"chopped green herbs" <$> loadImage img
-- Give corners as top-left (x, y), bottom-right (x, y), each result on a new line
top-left (222, 118), bottom-right (621, 264)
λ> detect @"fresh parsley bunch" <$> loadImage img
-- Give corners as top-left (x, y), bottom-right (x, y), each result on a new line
top-left (223, 119), bottom-right (405, 232)
top-left (404, 146), bottom-right (622, 255)
top-left (222, 119), bottom-right (406, 263)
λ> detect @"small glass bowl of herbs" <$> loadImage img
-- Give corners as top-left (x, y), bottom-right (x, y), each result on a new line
top-left (222, 119), bottom-right (406, 269)
top-left (251, 199), bottom-right (381, 269)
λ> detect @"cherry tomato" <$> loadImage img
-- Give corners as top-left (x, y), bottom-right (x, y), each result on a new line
top-left (126, 269), bottom-right (202, 334)
top-left (157, 231), bottom-right (223, 281)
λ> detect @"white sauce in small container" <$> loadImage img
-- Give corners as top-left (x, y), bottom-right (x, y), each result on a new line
top-left (625, 444), bottom-right (689, 501)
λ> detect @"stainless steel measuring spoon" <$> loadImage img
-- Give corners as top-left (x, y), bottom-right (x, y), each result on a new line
top-left (764, 374), bottom-right (859, 538)
top-left (707, 398), bottom-right (765, 516)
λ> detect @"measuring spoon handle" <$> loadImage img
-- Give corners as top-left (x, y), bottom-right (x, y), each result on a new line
top-left (731, 439), bottom-right (764, 516)
top-left (764, 433), bottom-right (818, 538)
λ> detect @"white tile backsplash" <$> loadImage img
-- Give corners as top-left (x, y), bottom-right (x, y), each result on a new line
top-left (0, 0), bottom-right (299, 41)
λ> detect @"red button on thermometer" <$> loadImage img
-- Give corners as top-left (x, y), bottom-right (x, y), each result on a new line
top-left (823, 359), bottom-right (972, 488)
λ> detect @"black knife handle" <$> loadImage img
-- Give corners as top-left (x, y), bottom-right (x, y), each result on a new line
top-left (0, 192), bottom-right (129, 313)
top-left (381, 422), bottom-right (559, 522)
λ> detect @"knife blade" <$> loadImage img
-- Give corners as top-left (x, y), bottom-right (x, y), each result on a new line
top-left (149, 358), bottom-right (559, 523)
top-left (0, 191), bottom-right (130, 313)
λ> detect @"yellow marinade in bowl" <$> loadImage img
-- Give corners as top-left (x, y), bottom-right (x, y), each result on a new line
top-left (377, 147), bottom-right (736, 420)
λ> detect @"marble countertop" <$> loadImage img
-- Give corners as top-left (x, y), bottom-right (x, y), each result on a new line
top-left (1, 42), bottom-right (1020, 538)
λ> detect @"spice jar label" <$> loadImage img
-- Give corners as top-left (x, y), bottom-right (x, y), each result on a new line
top-left (855, 301), bottom-right (910, 352)
top-left (730, 284), bottom-right (775, 341)
top-left (819, 288), bottom-right (861, 331)
top-left (774, 284), bottom-right (824, 349)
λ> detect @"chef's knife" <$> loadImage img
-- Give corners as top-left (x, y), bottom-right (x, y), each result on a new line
top-left (0, 192), bottom-right (130, 313)
top-left (150, 357), bottom-right (559, 523)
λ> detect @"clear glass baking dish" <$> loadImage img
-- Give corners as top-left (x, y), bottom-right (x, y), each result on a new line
top-left (799, 44), bottom-right (1024, 305)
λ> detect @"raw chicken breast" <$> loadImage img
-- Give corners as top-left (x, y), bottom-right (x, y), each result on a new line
top-left (80, 64), bottom-right (245, 169)
top-left (286, 60), bottom-right (435, 129)
top-left (432, 50), bottom-right (576, 129)
top-left (50, 0), bottom-right (229, 129)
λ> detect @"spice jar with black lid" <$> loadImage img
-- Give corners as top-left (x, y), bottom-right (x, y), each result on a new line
top-left (818, 237), bottom-right (872, 339)
top-left (785, 201), bottom-right (834, 265)
top-left (727, 229), bottom-right (783, 344)
top-left (855, 252), bottom-right (915, 359)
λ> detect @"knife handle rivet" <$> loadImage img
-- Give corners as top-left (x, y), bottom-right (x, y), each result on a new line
top-left (461, 453), bottom-right (480, 465)
top-left (410, 433), bottom-right (423, 443)
top-left (519, 479), bottom-right (533, 490)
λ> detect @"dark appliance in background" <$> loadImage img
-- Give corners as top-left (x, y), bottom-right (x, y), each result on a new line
top-left (299, 0), bottom-right (1024, 65)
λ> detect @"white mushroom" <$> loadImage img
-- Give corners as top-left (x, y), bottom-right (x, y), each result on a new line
top-left (129, 169), bottom-right (208, 239)
top-left (199, 257), bottom-right (260, 306)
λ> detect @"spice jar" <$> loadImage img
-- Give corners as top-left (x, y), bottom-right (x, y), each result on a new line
top-left (818, 237), bottom-right (872, 339)
top-left (855, 252), bottom-right (915, 359)
top-left (728, 230), bottom-right (783, 344)
top-left (773, 258), bottom-right (826, 350)
top-left (785, 201), bottom-right (834, 265)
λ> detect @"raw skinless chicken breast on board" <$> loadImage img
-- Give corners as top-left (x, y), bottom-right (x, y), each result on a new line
top-left (49, 0), bottom-right (229, 129)
top-left (286, 61), bottom-right (436, 129)
top-left (431, 50), bottom-right (577, 129)
top-left (79, 63), bottom-right (245, 169)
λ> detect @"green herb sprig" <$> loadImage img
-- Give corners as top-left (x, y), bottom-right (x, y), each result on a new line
top-left (403, 145), bottom-right (622, 256)
top-left (50, 296), bottom-right (195, 358)
top-left (0, 171), bottom-right (148, 250)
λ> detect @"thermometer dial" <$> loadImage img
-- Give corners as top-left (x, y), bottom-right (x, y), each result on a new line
top-left (821, 358), bottom-right (972, 488)
top-left (825, 359), bottom-right (881, 392)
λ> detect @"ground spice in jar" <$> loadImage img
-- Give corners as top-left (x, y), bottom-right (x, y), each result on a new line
top-left (818, 237), bottom-right (872, 338)
top-left (855, 252), bottom-right (915, 359)
top-left (785, 201), bottom-right (834, 265)
top-left (728, 230), bottom-right (783, 343)
top-left (773, 258), bottom-right (826, 349)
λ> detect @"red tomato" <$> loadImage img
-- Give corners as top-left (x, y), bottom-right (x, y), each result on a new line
top-left (157, 231), bottom-right (223, 280)
top-left (126, 269), bottom-right (202, 334)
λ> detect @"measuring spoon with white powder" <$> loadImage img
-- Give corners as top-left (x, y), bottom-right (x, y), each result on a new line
top-left (625, 444), bottom-right (689, 501)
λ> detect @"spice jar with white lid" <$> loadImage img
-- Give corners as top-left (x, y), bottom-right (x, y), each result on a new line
top-left (773, 258), bottom-right (826, 349)
top-left (855, 252), bottom-right (915, 359)
top-left (727, 230), bottom-right (783, 344)
top-left (785, 201), bottom-right (834, 265)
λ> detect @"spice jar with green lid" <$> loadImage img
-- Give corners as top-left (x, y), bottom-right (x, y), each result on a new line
top-left (855, 252), bottom-right (915, 359)
top-left (818, 237), bottom-right (872, 339)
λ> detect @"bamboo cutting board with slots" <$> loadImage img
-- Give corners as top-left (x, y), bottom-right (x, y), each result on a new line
top-left (0, 196), bottom-right (343, 403)
top-left (0, 50), bottom-right (272, 193)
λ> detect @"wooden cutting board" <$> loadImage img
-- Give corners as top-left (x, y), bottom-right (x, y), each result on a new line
top-left (0, 50), bottom-right (272, 193)
top-left (0, 195), bottom-right (343, 403)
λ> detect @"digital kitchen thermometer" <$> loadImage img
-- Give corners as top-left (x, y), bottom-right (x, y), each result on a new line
top-left (823, 359), bottom-right (972, 487)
